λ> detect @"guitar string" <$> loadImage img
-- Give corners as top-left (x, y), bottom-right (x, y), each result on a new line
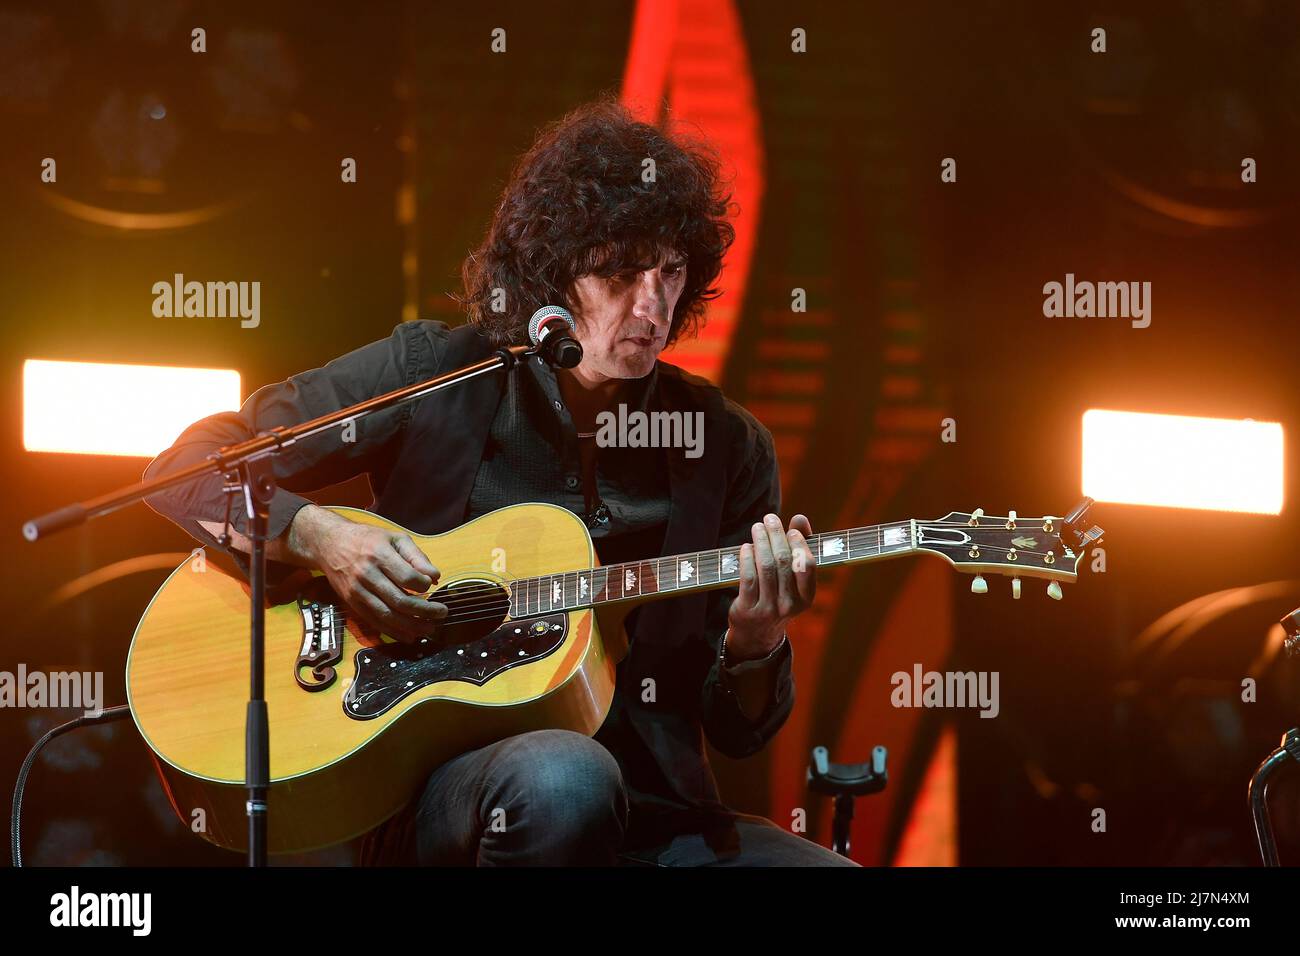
top-left (316, 516), bottom-right (1057, 613)
top-left (377, 528), bottom-right (919, 616)
top-left (411, 518), bottom-right (1025, 605)
top-left (478, 522), bottom-right (1057, 603)
top-left (329, 547), bottom-right (1060, 631)
top-left (311, 519), bottom-right (1068, 626)
top-left (333, 522), bottom-right (1059, 618)
top-left (305, 516), bottom-right (1058, 619)
top-left (490, 518), bottom-right (1065, 597)
top-left (333, 555), bottom-right (1068, 634)
top-left (335, 551), bottom-right (1067, 634)
top-left (340, 521), bottom-right (917, 611)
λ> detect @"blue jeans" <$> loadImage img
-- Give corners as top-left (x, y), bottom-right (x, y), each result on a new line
top-left (412, 729), bottom-right (859, 866)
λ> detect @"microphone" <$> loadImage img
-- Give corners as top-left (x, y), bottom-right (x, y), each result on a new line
top-left (528, 305), bottom-right (583, 369)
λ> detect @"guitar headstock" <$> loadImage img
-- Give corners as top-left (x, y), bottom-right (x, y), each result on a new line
top-left (915, 498), bottom-right (1104, 599)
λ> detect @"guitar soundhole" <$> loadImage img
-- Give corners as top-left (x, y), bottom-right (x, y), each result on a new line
top-left (432, 578), bottom-right (510, 648)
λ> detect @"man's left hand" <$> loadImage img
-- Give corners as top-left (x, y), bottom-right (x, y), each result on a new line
top-left (726, 513), bottom-right (817, 663)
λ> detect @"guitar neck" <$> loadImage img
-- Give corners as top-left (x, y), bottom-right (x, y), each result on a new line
top-left (507, 520), bottom-right (918, 618)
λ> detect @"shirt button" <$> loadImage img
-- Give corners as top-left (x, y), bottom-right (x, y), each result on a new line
top-left (553, 399), bottom-right (564, 412)
top-left (565, 476), bottom-right (580, 490)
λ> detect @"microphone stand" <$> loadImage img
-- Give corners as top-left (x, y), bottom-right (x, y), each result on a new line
top-left (1248, 607), bottom-right (1300, 866)
top-left (22, 342), bottom-right (536, 866)
top-left (1250, 730), bottom-right (1300, 866)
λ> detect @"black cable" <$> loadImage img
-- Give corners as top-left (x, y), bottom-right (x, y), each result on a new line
top-left (10, 704), bottom-right (132, 867)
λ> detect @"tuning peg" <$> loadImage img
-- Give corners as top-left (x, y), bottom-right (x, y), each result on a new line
top-left (1047, 581), bottom-right (1063, 601)
top-left (970, 575), bottom-right (988, 594)
top-left (1011, 577), bottom-right (1021, 599)
top-left (968, 508), bottom-right (984, 527)
top-left (1006, 510), bottom-right (1017, 530)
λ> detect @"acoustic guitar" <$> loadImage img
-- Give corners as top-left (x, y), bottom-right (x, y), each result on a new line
top-left (126, 498), bottom-right (1103, 853)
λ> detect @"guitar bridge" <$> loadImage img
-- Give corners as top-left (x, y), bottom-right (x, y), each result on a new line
top-left (296, 599), bottom-right (344, 692)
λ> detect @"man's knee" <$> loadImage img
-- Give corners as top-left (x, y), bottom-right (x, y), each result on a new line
top-left (480, 730), bottom-right (627, 858)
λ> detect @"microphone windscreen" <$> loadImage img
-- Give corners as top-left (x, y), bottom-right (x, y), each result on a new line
top-left (528, 305), bottom-right (575, 346)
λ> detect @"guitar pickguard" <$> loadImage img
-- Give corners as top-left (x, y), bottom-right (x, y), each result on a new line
top-left (343, 614), bottom-right (568, 719)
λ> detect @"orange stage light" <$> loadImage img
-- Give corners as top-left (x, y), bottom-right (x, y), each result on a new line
top-left (23, 360), bottom-right (240, 458)
top-left (1082, 409), bottom-right (1283, 515)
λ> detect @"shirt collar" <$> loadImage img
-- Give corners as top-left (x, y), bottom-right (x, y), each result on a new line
top-left (528, 354), bottom-right (660, 417)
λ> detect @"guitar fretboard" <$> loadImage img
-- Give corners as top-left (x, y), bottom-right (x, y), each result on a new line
top-left (506, 521), bottom-right (917, 618)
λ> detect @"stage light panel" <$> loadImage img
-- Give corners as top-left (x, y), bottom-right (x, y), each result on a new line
top-left (23, 359), bottom-right (240, 457)
top-left (1082, 409), bottom-right (1283, 514)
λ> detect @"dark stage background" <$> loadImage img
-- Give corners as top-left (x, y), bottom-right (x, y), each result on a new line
top-left (2, 0), bottom-right (1298, 866)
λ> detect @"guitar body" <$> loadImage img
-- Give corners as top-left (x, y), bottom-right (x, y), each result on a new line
top-left (125, 493), bottom-right (1103, 855)
top-left (126, 503), bottom-right (631, 854)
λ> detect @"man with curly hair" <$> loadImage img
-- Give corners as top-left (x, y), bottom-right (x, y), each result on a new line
top-left (145, 97), bottom-right (855, 866)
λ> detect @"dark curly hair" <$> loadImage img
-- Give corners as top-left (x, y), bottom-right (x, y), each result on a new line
top-left (458, 96), bottom-right (736, 346)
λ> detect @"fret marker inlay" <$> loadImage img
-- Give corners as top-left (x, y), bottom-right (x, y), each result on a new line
top-left (822, 537), bottom-right (845, 557)
top-left (679, 560), bottom-right (694, 582)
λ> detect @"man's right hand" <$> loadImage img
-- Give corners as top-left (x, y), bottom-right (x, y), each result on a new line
top-left (288, 505), bottom-right (448, 643)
